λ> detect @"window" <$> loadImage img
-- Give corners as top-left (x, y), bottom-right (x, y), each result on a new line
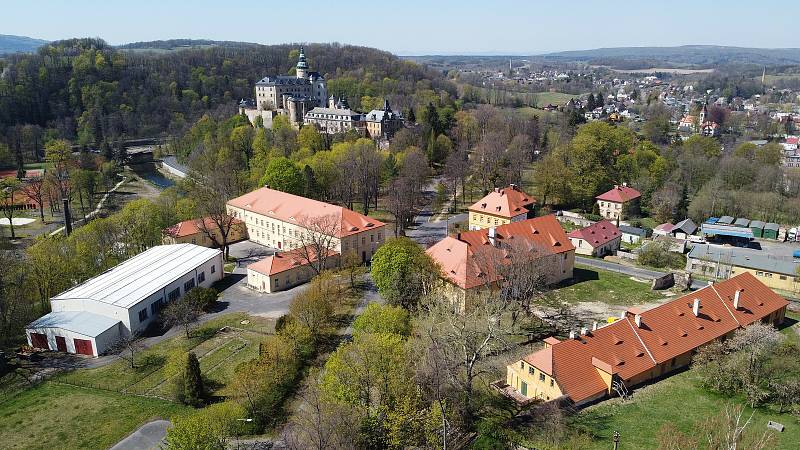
top-left (550, 379), bottom-right (554, 387)
top-left (539, 373), bottom-right (545, 382)
top-left (151, 298), bottom-right (164, 315)
top-left (211, 265), bottom-right (216, 274)
top-left (520, 362), bottom-right (524, 369)
top-left (528, 366), bottom-right (534, 375)
top-left (757, 271), bottom-right (764, 276)
top-left (168, 288), bottom-right (180, 301)
top-left (780, 275), bottom-right (787, 280)
top-left (198, 271), bottom-right (205, 283)
top-left (370, 234), bottom-right (374, 243)
top-left (138, 308), bottom-right (149, 322)
top-left (184, 279), bottom-right (195, 292)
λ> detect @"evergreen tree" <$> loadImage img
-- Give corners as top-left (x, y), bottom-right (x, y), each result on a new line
top-left (407, 107), bottom-right (416, 123)
top-left (184, 352), bottom-right (204, 407)
top-left (587, 93), bottom-right (596, 111)
top-left (596, 92), bottom-right (604, 106)
top-left (540, 129), bottom-right (549, 152)
top-left (302, 164), bottom-right (319, 199)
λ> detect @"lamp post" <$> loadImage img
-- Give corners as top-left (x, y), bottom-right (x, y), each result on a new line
top-left (613, 431), bottom-right (620, 450)
top-left (235, 418), bottom-right (253, 450)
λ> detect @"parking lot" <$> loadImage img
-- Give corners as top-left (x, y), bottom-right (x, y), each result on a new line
top-left (752, 238), bottom-right (800, 259)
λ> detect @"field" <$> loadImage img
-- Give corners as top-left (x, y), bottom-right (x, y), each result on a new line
top-left (57, 313), bottom-right (272, 398)
top-left (546, 264), bottom-right (671, 306)
top-left (0, 382), bottom-right (187, 450)
top-left (530, 91), bottom-right (582, 106)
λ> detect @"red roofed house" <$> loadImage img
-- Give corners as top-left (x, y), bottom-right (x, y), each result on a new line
top-left (226, 187), bottom-right (386, 263)
top-left (503, 272), bottom-right (788, 405)
top-left (247, 246), bottom-right (339, 293)
top-left (595, 183), bottom-right (641, 221)
top-left (468, 184), bottom-right (535, 231)
top-left (568, 220), bottom-right (622, 257)
top-left (426, 215), bottom-right (575, 310)
top-left (162, 217), bottom-right (248, 247)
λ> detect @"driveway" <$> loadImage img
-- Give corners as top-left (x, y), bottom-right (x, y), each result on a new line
top-left (576, 256), bottom-right (707, 290)
top-left (110, 420), bottom-right (170, 450)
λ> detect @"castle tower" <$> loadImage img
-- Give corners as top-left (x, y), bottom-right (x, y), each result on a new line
top-left (296, 46), bottom-right (309, 79)
top-left (700, 102), bottom-right (708, 124)
top-left (328, 95), bottom-right (336, 108)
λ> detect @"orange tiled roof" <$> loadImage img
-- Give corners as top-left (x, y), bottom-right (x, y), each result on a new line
top-left (595, 185), bottom-right (641, 203)
top-left (468, 185), bottom-right (535, 219)
top-left (567, 220), bottom-right (621, 248)
top-left (163, 217), bottom-right (243, 238)
top-left (520, 273), bottom-right (788, 404)
top-left (247, 246), bottom-right (338, 276)
top-left (227, 187), bottom-right (385, 238)
top-left (426, 215), bottom-right (574, 290)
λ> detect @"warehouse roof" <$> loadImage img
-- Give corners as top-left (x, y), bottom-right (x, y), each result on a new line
top-left (51, 244), bottom-right (222, 309)
top-left (28, 311), bottom-right (119, 338)
top-left (700, 224), bottom-right (754, 239)
top-left (688, 244), bottom-right (800, 276)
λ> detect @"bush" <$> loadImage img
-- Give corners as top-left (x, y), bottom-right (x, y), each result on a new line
top-left (274, 314), bottom-right (291, 333)
top-left (353, 304), bottom-right (411, 338)
top-left (637, 241), bottom-right (684, 269)
top-left (166, 402), bottom-right (247, 450)
top-left (184, 286), bottom-right (218, 312)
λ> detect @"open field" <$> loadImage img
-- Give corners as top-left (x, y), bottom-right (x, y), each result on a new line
top-left (57, 313), bottom-right (272, 398)
top-left (0, 382), bottom-right (187, 450)
top-left (531, 91), bottom-right (582, 105)
top-left (546, 264), bottom-right (671, 306)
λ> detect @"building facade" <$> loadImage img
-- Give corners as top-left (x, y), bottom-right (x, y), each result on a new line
top-left (162, 217), bottom-right (248, 247)
top-left (226, 187), bottom-right (386, 263)
top-left (304, 96), bottom-right (364, 134)
top-left (247, 247), bottom-right (340, 293)
top-left (364, 100), bottom-right (404, 139)
top-left (595, 184), bottom-right (641, 221)
top-left (568, 220), bottom-right (622, 257)
top-left (468, 185), bottom-right (535, 231)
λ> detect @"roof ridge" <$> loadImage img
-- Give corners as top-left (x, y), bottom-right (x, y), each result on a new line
top-left (623, 316), bottom-right (657, 365)
top-left (711, 284), bottom-right (741, 327)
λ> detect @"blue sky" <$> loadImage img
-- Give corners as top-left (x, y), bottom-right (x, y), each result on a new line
top-left (3, 0), bottom-right (797, 55)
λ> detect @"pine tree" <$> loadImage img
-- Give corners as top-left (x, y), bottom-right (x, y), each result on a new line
top-left (407, 107), bottom-right (416, 123)
top-left (540, 129), bottom-right (549, 152)
top-left (587, 93), bottom-right (596, 111)
top-left (183, 352), bottom-right (204, 407)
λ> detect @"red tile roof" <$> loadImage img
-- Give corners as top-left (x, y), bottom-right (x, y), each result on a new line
top-left (568, 220), bottom-right (621, 248)
top-left (163, 217), bottom-right (243, 238)
top-left (786, 137), bottom-right (799, 145)
top-left (595, 185), bottom-right (641, 203)
top-left (426, 215), bottom-right (574, 290)
top-left (519, 273), bottom-right (788, 404)
top-left (247, 246), bottom-right (338, 276)
top-left (227, 187), bottom-right (385, 238)
top-left (468, 185), bottom-right (535, 219)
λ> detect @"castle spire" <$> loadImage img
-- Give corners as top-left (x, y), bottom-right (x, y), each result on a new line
top-left (296, 45), bottom-right (309, 79)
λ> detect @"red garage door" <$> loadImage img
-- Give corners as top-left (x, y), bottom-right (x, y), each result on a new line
top-left (55, 336), bottom-right (68, 352)
top-left (30, 333), bottom-right (49, 350)
top-left (73, 338), bottom-right (93, 356)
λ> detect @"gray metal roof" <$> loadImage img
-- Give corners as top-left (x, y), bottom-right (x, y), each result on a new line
top-left (717, 216), bottom-right (735, 225)
top-left (306, 107), bottom-right (362, 118)
top-left (765, 222), bottom-right (780, 231)
top-left (688, 244), bottom-right (799, 276)
top-left (27, 311), bottom-right (119, 337)
top-left (52, 244), bottom-right (221, 310)
top-left (618, 225), bottom-right (647, 237)
top-left (734, 218), bottom-right (750, 227)
top-left (750, 220), bottom-right (765, 228)
top-left (674, 218), bottom-right (697, 235)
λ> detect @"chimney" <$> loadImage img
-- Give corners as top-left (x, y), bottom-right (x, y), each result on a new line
top-left (569, 330), bottom-right (576, 339)
top-left (619, 311), bottom-right (627, 319)
top-left (592, 321), bottom-right (599, 331)
top-left (622, 182), bottom-right (628, 187)
top-left (510, 183), bottom-right (518, 190)
top-left (692, 298), bottom-right (701, 317)
top-left (580, 326), bottom-right (589, 336)
top-left (733, 290), bottom-right (741, 310)
top-left (63, 198), bottom-right (72, 236)
top-left (263, 183), bottom-right (270, 188)
top-left (613, 184), bottom-right (619, 190)
top-left (494, 187), bottom-right (500, 193)
top-left (456, 232), bottom-right (461, 241)
top-left (634, 314), bottom-right (642, 328)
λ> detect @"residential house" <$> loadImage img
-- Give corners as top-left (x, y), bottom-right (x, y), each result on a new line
top-left (687, 244), bottom-right (799, 293)
top-left (502, 273), bottom-right (788, 406)
top-left (25, 244), bottom-right (223, 356)
top-left (162, 217), bottom-right (248, 247)
top-left (618, 225), bottom-right (648, 244)
top-left (595, 184), bottom-right (640, 221)
top-left (652, 218), bottom-right (697, 240)
top-left (426, 215), bottom-right (574, 311)
top-left (468, 184), bottom-right (536, 231)
top-left (226, 187), bottom-right (386, 263)
top-left (568, 220), bottom-right (622, 257)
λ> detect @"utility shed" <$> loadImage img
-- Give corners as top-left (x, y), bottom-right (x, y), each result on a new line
top-left (750, 220), bottom-right (765, 238)
top-left (717, 216), bottom-right (735, 225)
top-left (734, 218), bottom-right (750, 228)
top-left (26, 244), bottom-right (223, 356)
top-left (764, 223), bottom-right (780, 240)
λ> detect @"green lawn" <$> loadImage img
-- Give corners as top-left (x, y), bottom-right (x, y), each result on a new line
top-left (546, 264), bottom-right (671, 306)
top-left (571, 369), bottom-right (800, 450)
top-left (58, 313), bottom-right (272, 396)
top-left (531, 92), bottom-right (583, 106)
top-left (0, 382), bottom-right (187, 450)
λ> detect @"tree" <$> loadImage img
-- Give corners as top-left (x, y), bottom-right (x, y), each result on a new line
top-left (370, 237), bottom-right (438, 310)
top-left (0, 178), bottom-right (22, 239)
top-left (284, 371), bottom-right (351, 450)
top-left (289, 280), bottom-right (334, 339)
top-left (108, 332), bottom-right (144, 369)
top-left (45, 139), bottom-right (73, 201)
top-left (21, 176), bottom-right (46, 222)
top-left (184, 352), bottom-right (204, 407)
top-left (166, 402), bottom-right (246, 450)
top-left (295, 214), bottom-right (340, 275)
top-left (0, 252), bottom-right (32, 348)
top-left (352, 303), bottom-right (411, 338)
top-left (183, 286), bottom-right (218, 312)
top-left (162, 294), bottom-right (204, 338)
top-left (261, 157), bottom-right (304, 195)
top-left (298, 125), bottom-right (326, 152)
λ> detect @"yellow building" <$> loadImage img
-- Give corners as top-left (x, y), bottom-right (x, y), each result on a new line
top-left (247, 247), bottom-right (340, 293)
top-left (687, 244), bottom-right (800, 293)
top-left (162, 217), bottom-right (248, 247)
top-left (468, 185), bottom-right (535, 231)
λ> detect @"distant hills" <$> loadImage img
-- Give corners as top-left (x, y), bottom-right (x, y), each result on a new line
top-left (117, 39), bottom-right (261, 52)
top-left (0, 34), bottom-right (48, 54)
top-left (539, 45), bottom-right (800, 68)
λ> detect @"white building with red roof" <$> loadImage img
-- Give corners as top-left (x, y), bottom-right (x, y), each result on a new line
top-left (568, 220), bottom-right (622, 257)
top-left (468, 184), bottom-right (536, 230)
top-left (247, 246), bottom-right (339, 293)
top-left (226, 187), bottom-right (386, 263)
top-left (595, 183), bottom-right (641, 221)
top-left (502, 272), bottom-right (788, 405)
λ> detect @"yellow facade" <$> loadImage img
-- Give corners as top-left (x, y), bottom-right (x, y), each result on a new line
top-left (730, 266), bottom-right (799, 293)
top-left (468, 211), bottom-right (526, 231)
top-left (506, 359), bottom-right (563, 401)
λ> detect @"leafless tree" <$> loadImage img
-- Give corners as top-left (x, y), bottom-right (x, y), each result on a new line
top-left (162, 295), bottom-right (203, 339)
top-left (195, 215), bottom-right (238, 258)
top-left (333, 156), bottom-right (358, 211)
top-left (21, 176), bottom-right (46, 222)
top-left (108, 332), bottom-right (145, 369)
top-left (296, 214), bottom-right (340, 275)
top-left (444, 150), bottom-right (470, 207)
top-left (399, 147), bottom-right (430, 196)
top-left (701, 404), bottom-right (774, 450)
top-left (284, 371), bottom-right (353, 450)
top-left (387, 177), bottom-right (418, 236)
top-left (352, 140), bottom-right (382, 215)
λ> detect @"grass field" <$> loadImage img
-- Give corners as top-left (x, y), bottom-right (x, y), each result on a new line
top-left (58, 313), bottom-right (271, 398)
top-left (546, 264), bottom-right (671, 306)
top-left (531, 92), bottom-right (582, 106)
top-left (0, 382), bottom-right (187, 450)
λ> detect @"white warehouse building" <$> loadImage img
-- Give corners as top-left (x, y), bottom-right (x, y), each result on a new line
top-left (25, 244), bottom-right (223, 356)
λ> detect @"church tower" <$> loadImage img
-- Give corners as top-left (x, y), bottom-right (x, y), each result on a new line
top-left (699, 101), bottom-right (708, 124)
top-left (296, 46), bottom-right (309, 79)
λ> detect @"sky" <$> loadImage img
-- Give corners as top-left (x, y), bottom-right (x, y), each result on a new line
top-left (3, 0), bottom-right (798, 55)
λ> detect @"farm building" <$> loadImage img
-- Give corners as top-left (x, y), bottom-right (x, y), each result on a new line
top-left (618, 225), bottom-right (648, 244)
top-left (25, 244), bottom-right (223, 356)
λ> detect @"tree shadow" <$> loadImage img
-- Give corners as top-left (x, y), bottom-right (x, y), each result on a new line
top-left (555, 267), bottom-right (600, 289)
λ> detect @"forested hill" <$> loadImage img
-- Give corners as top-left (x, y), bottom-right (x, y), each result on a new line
top-left (117, 39), bottom-right (261, 51)
top-left (540, 45), bottom-right (800, 68)
top-left (0, 38), bottom-right (454, 159)
top-left (0, 34), bottom-right (48, 54)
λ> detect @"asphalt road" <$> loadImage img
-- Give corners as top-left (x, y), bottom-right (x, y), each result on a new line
top-left (110, 420), bottom-right (171, 450)
top-left (576, 256), bottom-right (708, 290)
